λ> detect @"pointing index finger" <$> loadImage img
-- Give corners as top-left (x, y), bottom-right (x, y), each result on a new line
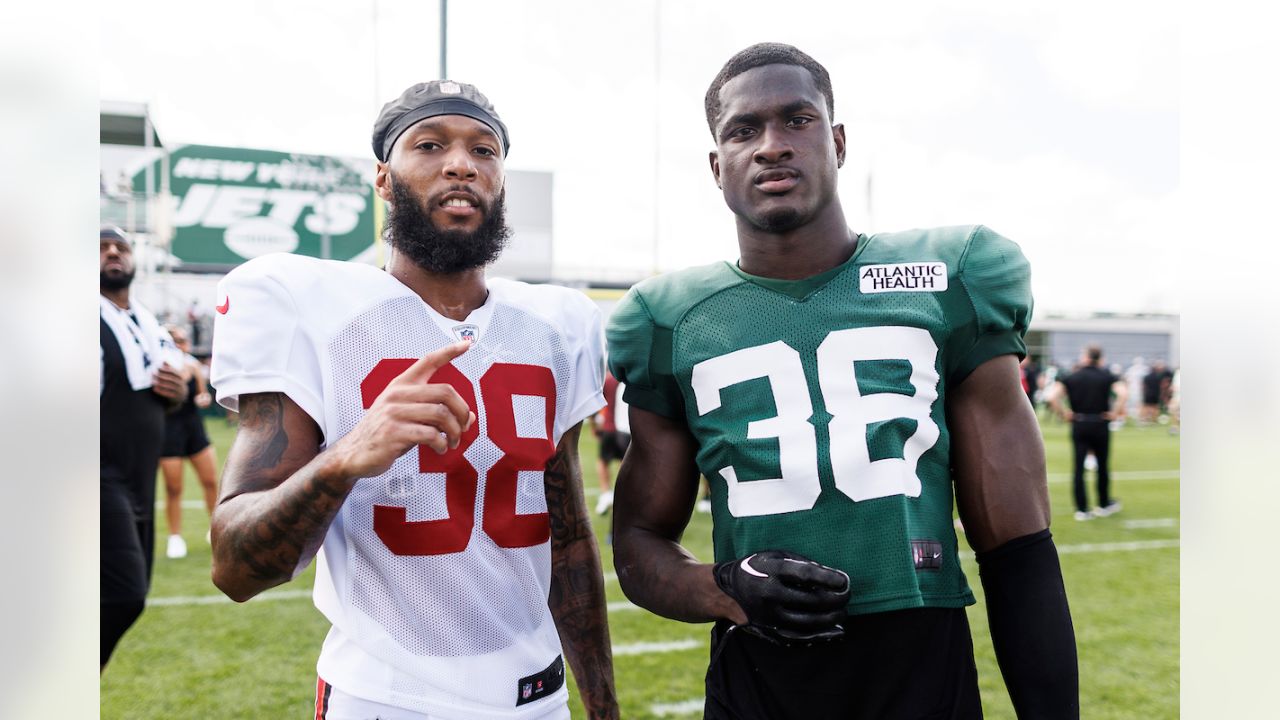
top-left (399, 340), bottom-right (472, 382)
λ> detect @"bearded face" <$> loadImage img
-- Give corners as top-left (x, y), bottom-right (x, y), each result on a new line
top-left (383, 171), bottom-right (512, 274)
top-left (100, 238), bottom-right (136, 290)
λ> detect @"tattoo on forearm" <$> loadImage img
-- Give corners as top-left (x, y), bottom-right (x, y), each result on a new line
top-left (545, 447), bottom-right (593, 546)
top-left (240, 393), bottom-right (288, 474)
top-left (229, 466), bottom-right (347, 584)
top-left (219, 394), bottom-right (348, 590)
top-left (543, 434), bottom-right (618, 719)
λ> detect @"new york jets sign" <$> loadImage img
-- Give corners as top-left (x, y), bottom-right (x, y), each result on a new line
top-left (135, 144), bottom-right (376, 267)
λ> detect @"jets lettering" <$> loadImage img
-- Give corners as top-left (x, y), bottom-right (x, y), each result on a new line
top-left (172, 184), bottom-right (366, 235)
top-left (170, 156), bottom-right (366, 235)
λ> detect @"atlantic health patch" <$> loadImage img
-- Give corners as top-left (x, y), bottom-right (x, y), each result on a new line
top-left (859, 262), bottom-right (948, 293)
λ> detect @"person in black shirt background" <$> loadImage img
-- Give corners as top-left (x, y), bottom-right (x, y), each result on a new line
top-left (100, 227), bottom-right (188, 670)
top-left (1141, 360), bottom-right (1174, 424)
top-left (158, 324), bottom-right (218, 560)
top-left (1047, 345), bottom-right (1129, 521)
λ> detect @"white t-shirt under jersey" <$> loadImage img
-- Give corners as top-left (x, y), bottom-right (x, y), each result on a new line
top-left (210, 254), bottom-right (604, 720)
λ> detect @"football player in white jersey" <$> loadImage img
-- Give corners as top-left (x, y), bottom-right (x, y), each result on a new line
top-left (210, 81), bottom-right (619, 720)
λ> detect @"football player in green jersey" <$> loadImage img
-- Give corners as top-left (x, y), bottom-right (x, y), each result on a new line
top-left (607, 43), bottom-right (1078, 719)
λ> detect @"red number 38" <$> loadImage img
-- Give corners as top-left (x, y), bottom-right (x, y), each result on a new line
top-left (360, 360), bottom-right (557, 556)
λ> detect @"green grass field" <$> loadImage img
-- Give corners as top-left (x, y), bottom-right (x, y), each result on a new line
top-left (100, 414), bottom-right (1178, 719)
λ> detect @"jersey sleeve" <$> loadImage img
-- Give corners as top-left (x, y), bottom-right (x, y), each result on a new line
top-left (210, 258), bottom-right (326, 435)
top-left (557, 293), bottom-right (606, 442)
top-left (606, 287), bottom-right (685, 419)
top-left (947, 225), bottom-right (1034, 384)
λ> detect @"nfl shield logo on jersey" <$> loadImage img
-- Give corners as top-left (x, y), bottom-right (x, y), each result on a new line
top-left (522, 683), bottom-right (532, 700)
top-left (452, 324), bottom-right (479, 342)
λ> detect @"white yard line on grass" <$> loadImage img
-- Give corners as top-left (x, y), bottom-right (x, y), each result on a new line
top-left (148, 590), bottom-right (642, 612)
top-left (1053, 539), bottom-right (1180, 554)
top-left (1046, 469), bottom-right (1178, 483)
top-left (149, 588), bottom-right (313, 606)
top-left (953, 538), bottom-right (1179, 560)
top-left (957, 538), bottom-right (1179, 561)
top-left (651, 698), bottom-right (707, 717)
top-left (162, 470), bottom-right (1177, 510)
top-left (612, 639), bottom-right (701, 657)
top-left (1122, 518), bottom-right (1178, 529)
top-left (149, 539), bottom-right (1179, 608)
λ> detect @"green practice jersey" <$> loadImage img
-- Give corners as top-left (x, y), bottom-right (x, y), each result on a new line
top-left (606, 225), bottom-right (1032, 615)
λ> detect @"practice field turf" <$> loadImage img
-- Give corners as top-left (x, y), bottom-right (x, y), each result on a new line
top-left (101, 414), bottom-right (1179, 719)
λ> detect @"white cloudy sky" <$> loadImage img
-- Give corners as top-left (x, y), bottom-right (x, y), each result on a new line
top-left (101, 0), bottom-right (1179, 314)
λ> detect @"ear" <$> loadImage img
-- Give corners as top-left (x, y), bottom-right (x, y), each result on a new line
top-left (832, 123), bottom-right (847, 168)
top-left (374, 162), bottom-right (394, 203)
top-left (709, 150), bottom-right (721, 189)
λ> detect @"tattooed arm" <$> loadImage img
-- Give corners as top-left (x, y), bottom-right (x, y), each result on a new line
top-left (210, 342), bottom-right (475, 602)
top-left (545, 423), bottom-right (619, 720)
top-left (211, 392), bottom-right (340, 601)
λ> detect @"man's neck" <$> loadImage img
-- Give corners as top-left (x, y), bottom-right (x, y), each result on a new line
top-left (386, 251), bottom-right (489, 322)
top-left (735, 202), bottom-right (858, 280)
top-left (101, 288), bottom-right (130, 310)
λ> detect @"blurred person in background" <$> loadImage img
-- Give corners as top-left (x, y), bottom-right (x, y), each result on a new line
top-left (158, 324), bottom-right (218, 560)
top-left (1124, 356), bottom-right (1149, 421)
top-left (1047, 344), bottom-right (1128, 520)
top-left (589, 370), bottom-right (629, 516)
top-left (1019, 355), bottom-right (1041, 410)
top-left (100, 226), bottom-right (188, 670)
top-left (186, 298), bottom-right (205, 349)
top-left (1141, 359), bottom-right (1173, 423)
top-left (1107, 362), bottom-right (1126, 431)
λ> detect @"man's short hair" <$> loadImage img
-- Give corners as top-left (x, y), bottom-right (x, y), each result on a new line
top-left (704, 42), bottom-right (835, 137)
top-left (1085, 345), bottom-right (1103, 364)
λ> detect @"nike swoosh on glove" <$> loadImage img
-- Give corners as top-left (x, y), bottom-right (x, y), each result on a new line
top-left (713, 549), bottom-right (851, 645)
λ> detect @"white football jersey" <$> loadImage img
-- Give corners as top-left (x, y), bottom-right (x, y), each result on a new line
top-left (211, 253), bottom-right (605, 720)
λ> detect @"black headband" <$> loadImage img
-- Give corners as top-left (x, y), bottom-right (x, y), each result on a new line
top-left (372, 81), bottom-right (510, 162)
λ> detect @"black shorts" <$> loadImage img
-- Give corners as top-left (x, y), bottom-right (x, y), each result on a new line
top-left (162, 412), bottom-right (211, 458)
top-left (704, 607), bottom-right (982, 720)
top-left (101, 481), bottom-right (154, 604)
top-left (598, 431), bottom-right (630, 463)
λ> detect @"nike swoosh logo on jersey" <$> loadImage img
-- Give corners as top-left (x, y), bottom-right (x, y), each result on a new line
top-left (216, 296), bottom-right (230, 314)
top-left (740, 557), bottom-right (769, 578)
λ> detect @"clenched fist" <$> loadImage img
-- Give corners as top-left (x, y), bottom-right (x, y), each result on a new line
top-left (714, 549), bottom-right (851, 645)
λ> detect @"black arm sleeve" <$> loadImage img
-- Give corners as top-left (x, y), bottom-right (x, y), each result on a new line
top-left (976, 529), bottom-right (1080, 719)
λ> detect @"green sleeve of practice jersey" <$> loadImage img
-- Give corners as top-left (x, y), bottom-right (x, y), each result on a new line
top-left (948, 225), bottom-right (1034, 383)
top-left (606, 287), bottom-right (685, 419)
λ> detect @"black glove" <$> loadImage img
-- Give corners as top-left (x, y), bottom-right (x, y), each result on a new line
top-left (713, 549), bottom-right (851, 645)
